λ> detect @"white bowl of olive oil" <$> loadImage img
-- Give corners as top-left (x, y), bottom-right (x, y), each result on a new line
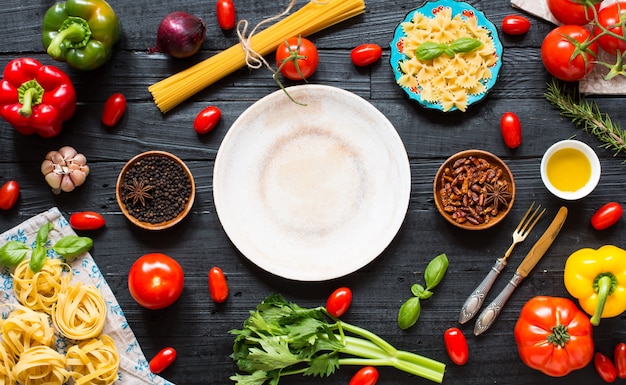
top-left (540, 140), bottom-right (601, 200)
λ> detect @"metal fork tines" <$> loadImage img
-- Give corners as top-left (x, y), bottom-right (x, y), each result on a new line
top-left (458, 202), bottom-right (546, 324)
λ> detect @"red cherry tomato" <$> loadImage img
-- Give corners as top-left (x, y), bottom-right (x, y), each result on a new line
top-left (594, 352), bottom-right (617, 383)
top-left (101, 93), bottom-right (126, 127)
top-left (547, 0), bottom-right (601, 25)
top-left (500, 111), bottom-right (522, 149)
top-left (149, 347), bottom-right (177, 374)
top-left (0, 180), bottom-right (19, 211)
top-left (501, 15), bottom-right (531, 35)
top-left (275, 37), bottom-right (319, 80)
top-left (596, 2), bottom-right (626, 55)
top-left (216, 0), bottom-right (236, 30)
top-left (326, 287), bottom-right (352, 318)
top-left (615, 343), bottom-right (626, 379)
top-left (348, 366), bottom-right (379, 385)
top-left (208, 266), bottom-right (229, 303)
top-left (541, 25), bottom-right (598, 82)
top-left (443, 327), bottom-right (469, 365)
top-left (350, 44), bottom-right (382, 67)
top-left (194, 106), bottom-right (221, 134)
top-left (69, 211), bottom-right (106, 231)
top-left (591, 202), bottom-right (623, 230)
top-left (128, 253), bottom-right (184, 310)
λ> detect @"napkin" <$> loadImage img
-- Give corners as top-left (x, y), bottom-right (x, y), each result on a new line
top-left (510, 0), bottom-right (626, 95)
top-left (0, 207), bottom-right (174, 385)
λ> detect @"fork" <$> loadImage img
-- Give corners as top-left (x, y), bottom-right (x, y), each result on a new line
top-left (458, 202), bottom-right (546, 324)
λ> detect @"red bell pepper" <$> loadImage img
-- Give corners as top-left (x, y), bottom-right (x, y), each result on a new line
top-left (0, 58), bottom-right (76, 138)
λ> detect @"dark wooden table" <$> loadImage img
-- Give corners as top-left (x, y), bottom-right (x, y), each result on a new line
top-left (1, 1), bottom-right (625, 384)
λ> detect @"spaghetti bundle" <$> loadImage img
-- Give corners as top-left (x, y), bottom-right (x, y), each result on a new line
top-left (0, 307), bottom-right (55, 357)
top-left (149, 0), bottom-right (365, 113)
top-left (12, 346), bottom-right (68, 385)
top-left (52, 282), bottom-right (107, 340)
top-left (67, 334), bottom-right (119, 385)
top-left (12, 259), bottom-right (71, 314)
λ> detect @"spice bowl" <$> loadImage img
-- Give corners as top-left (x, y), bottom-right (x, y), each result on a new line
top-left (433, 149), bottom-right (515, 230)
top-left (116, 151), bottom-right (195, 230)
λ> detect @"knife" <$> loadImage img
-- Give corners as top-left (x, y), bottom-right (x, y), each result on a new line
top-left (473, 206), bottom-right (568, 336)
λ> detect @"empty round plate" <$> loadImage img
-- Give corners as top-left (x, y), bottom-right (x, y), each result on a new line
top-left (213, 85), bottom-right (411, 281)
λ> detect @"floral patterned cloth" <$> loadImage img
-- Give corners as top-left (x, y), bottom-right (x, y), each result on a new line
top-left (0, 207), bottom-right (174, 385)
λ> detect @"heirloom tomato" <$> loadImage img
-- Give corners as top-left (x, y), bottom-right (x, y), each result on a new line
top-left (541, 25), bottom-right (598, 81)
top-left (101, 93), bottom-right (126, 127)
top-left (0, 180), bottom-right (19, 211)
top-left (326, 287), bottom-right (352, 317)
top-left (514, 296), bottom-right (594, 377)
top-left (193, 105), bottom-right (221, 134)
top-left (594, 352), bottom-right (617, 382)
top-left (596, 2), bottom-right (626, 55)
top-left (208, 266), bottom-right (229, 303)
top-left (128, 253), bottom-right (184, 310)
top-left (500, 111), bottom-right (522, 149)
top-left (350, 44), bottom-right (382, 66)
top-left (443, 327), bottom-right (469, 365)
top-left (348, 366), bottom-right (379, 385)
top-left (216, 0), bottom-right (236, 30)
top-left (275, 36), bottom-right (319, 80)
top-left (69, 211), bottom-right (106, 230)
top-left (591, 202), bottom-right (623, 230)
top-left (501, 15), bottom-right (531, 35)
top-left (615, 342), bottom-right (626, 378)
top-left (546, 0), bottom-right (601, 25)
top-left (149, 347), bottom-right (177, 374)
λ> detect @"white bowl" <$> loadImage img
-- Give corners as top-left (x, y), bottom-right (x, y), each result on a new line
top-left (540, 140), bottom-right (601, 200)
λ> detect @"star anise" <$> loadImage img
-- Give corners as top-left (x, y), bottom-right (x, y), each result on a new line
top-left (485, 181), bottom-right (511, 211)
top-left (125, 178), bottom-right (153, 206)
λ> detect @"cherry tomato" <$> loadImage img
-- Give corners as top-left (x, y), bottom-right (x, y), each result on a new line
top-left (325, 287), bottom-right (352, 318)
top-left (500, 111), bottom-right (522, 149)
top-left (596, 2), bottom-right (626, 55)
top-left (541, 25), bottom-right (598, 82)
top-left (595, 352), bottom-right (617, 383)
top-left (615, 343), bottom-right (626, 379)
top-left (101, 92), bottom-right (126, 127)
top-left (547, 0), bottom-right (601, 25)
top-left (149, 347), bottom-right (177, 374)
top-left (275, 37), bottom-right (319, 81)
top-left (216, 0), bottom-right (236, 30)
top-left (591, 202), bottom-right (623, 230)
top-left (69, 211), bottom-right (106, 231)
top-left (350, 44), bottom-right (382, 67)
top-left (501, 15), bottom-right (531, 35)
top-left (348, 366), bottom-right (378, 385)
top-left (128, 253), bottom-right (184, 310)
top-left (193, 106), bottom-right (221, 134)
top-left (208, 266), bottom-right (229, 303)
top-left (443, 327), bottom-right (469, 365)
top-left (0, 180), bottom-right (19, 211)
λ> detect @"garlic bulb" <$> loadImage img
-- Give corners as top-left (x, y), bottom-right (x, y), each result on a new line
top-left (41, 146), bottom-right (90, 194)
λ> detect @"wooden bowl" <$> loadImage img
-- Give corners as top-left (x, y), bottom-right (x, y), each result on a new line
top-left (116, 151), bottom-right (195, 230)
top-left (433, 149), bottom-right (515, 230)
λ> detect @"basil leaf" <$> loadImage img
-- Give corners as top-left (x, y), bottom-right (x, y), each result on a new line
top-left (415, 42), bottom-right (446, 61)
top-left (29, 246), bottom-right (47, 272)
top-left (424, 253), bottom-right (449, 290)
top-left (397, 297), bottom-right (421, 330)
top-left (35, 222), bottom-right (54, 248)
top-left (53, 236), bottom-right (93, 258)
top-left (449, 37), bottom-right (483, 54)
top-left (410, 283), bottom-right (425, 297)
top-left (0, 241), bottom-right (31, 267)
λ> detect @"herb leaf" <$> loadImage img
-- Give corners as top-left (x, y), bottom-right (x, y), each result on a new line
top-left (53, 236), bottom-right (93, 258)
top-left (398, 297), bottom-right (421, 330)
top-left (29, 245), bottom-right (47, 272)
top-left (449, 37), bottom-right (483, 54)
top-left (415, 38), bottom-right (482, 60)
top-left (424, 253), bottom-right (449, 290)
top-left (414, 41), bottom-right (446, 60)
top-left (0, 241), bottom-right (31, 267)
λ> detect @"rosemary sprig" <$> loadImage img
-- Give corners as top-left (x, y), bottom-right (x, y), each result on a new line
top-left (545, 79), bottom-right (626, 159)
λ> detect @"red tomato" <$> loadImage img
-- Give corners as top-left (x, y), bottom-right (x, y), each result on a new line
top-left (591, 202), bottom-right (623, 230)
top-left (149, 347), bottom-right (177, 374)
top-left (443, 327), bottom-right (469, 365)
top-left (500, 111), bottom-right (522, 149)
top-left (208, 266), bottom-right (229, 303)
top-left (0, 180), bottom-right (19, 211)
top-left (275, 37), bottom-right (319, 80)
top-left (69, 211), bottom-right (106, 231)
top-left (325, 287), bottom-right (352, 318)
top-left (615, 343), bottom-right (626, 379)
top-left (101, 93), bottom-right (126, 127)
top-left (595, 352), bottom-right (617, 383)
top-left (541, 25), bottom-right (598, 82)
top-left (348, 366), bottom-right (379, 385)
top-left (350, 44), bottom-right (382, 67)
top-left (216, 0), bottom-right (236, 30)
top-left (501, 15), bottom-right (531, 35)
top-left (128, 253), bottom-right (184, 310)
top-left (193, 106), bottom-right (221, 134)
top-left (596, 2), bottom-right (626, 55)
top-left (547, 0), bottom-right (601, 25)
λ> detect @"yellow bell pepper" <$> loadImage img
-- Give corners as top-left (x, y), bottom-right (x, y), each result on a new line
top-left (564, 245), bottom-right (626, 326)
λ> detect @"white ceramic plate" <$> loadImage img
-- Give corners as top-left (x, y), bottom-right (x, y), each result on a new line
top-left (213, 85), bottom-right (411, 281)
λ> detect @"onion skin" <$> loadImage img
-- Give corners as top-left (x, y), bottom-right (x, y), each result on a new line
top-left (151, 11), bottom-right (206, 58)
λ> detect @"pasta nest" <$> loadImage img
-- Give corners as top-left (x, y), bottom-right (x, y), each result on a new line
top-left (0, 306), bottom-right (55, 357)
top-left (12, 258), bottom-right (71, 314)
top-left (67, 334), bottom-right (119, 385)
top-left (52, 281), bottom-right (107, 341)
top-left (11, 346), bottom-right (69, 385)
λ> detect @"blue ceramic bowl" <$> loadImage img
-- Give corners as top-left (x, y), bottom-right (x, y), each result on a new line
top-left (389, 0), bottom-right (503, 112)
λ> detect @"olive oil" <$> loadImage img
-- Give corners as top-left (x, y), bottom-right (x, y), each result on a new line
top-left (546, 147), bottom-right (591, 192)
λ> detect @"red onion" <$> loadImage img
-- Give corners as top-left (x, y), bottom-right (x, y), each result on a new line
top-left (150, 11), bottom-right (206, 58)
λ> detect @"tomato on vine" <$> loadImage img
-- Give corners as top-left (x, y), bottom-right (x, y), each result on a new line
top-left (546, 0), bottom-right (601, 25)
top-left (275, 36), bottom-right (319, 80)
top-left (596, 2), bottom-right (626, 56)
top-left (541, 25), bottom-right (598, 82)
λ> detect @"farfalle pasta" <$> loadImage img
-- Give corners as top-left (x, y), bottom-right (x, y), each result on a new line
top-left (395, 7), bottom-right (498, 111)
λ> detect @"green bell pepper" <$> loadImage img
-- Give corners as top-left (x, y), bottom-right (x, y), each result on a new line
top-left (42, 0), bottom-right (122, 71)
